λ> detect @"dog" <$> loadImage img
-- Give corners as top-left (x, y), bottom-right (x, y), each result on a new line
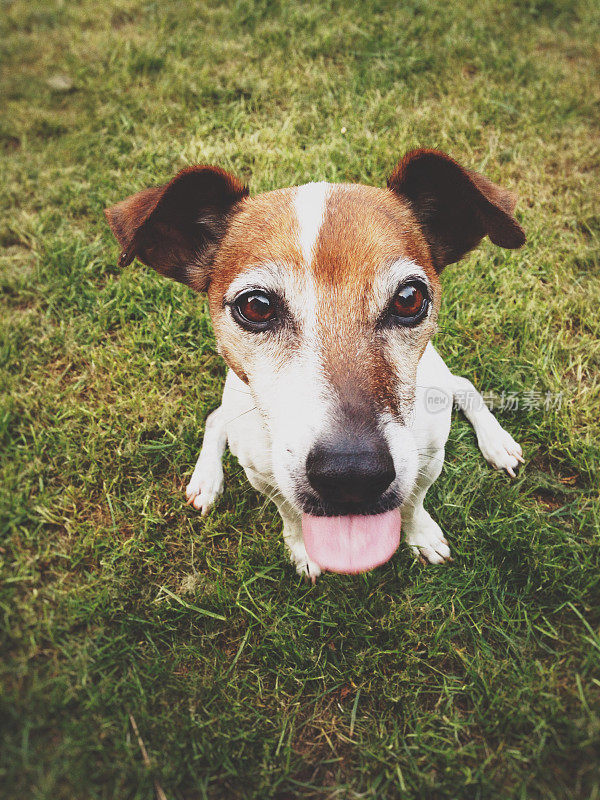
top-left (105, 149), bottom-right (525, 580)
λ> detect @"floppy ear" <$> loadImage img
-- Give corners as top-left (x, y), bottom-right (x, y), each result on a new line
top-left (104, 166), bottom-right (248, 291)
top-left (387, 149), bottom-right (525, 271)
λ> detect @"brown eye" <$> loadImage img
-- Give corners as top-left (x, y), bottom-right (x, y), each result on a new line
top-left (391, 281), bottom-right (429, 325)
top-left (232, 291), bottom-right (277, 330)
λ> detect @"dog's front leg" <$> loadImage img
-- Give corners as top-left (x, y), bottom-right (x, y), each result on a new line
top-left (452, 375), bottom-right (524, 477)
top-left (185, 406), bottom-right (227, 515)
top-left (282, 513), bottom-right (322, 583)
top-left (402, 448), bottom-right (452, 564)
top-left (243, 467), bottom-right (322, 582)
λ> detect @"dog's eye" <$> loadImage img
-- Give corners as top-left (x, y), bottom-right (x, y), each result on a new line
top-left (390, 281), bottom-right (429, 325)
top-left (232, 291), bottom-right (277, 330)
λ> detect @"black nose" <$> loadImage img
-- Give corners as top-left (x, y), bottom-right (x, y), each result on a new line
top-left (306, 435), bottom-right (396, 507)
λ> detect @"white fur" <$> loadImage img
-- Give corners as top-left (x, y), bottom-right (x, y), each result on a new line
top-left (294, 182), bottom-right (331, 265)
top-left (185, 406), bottom-right (226, 514)
top-left (224, 263), bottom-right (287, 303)
top-left (185, 186), bottom-right (523, 578)
top-left (371, 257), bottom-right (432, 317)
top-left (186, 343), bottom-right (523, 576)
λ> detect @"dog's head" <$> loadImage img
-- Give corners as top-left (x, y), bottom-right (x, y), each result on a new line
top-left (106, 150), bottom-right (525, 568)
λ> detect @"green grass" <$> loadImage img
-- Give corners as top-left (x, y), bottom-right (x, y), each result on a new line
top-left (1, 0), bottom-right (599, 797)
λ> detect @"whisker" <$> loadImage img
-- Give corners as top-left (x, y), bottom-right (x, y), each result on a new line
top-left (222, 406), bottom-right (258, 427)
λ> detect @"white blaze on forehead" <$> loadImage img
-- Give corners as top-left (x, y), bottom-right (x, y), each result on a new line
top-left (294, 182), bottom-right (331, 265)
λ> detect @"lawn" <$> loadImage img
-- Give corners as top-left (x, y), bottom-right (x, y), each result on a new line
top-left (1, 0), bottom-right (599, 797)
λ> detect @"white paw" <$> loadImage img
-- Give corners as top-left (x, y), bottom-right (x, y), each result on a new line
top-left (404, 516), bottom-right (452, 565)
top-left (285, 538), bottom-right (322, 583)
top-left (185, 465), bottom-right (224, 515)
top-left (476, 424), bottom-right (524, 478)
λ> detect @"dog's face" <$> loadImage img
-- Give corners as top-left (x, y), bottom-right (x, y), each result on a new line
top-left (106, 151), bottom-right (524, 519)
top-left (207, 182), bottom-right (439, 517)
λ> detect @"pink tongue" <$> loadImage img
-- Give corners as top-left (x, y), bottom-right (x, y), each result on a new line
top-left (302, 509), bottom-right (401, 574)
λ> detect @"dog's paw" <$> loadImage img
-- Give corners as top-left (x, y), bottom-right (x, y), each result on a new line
top-left (185, 466), bottom-right (224, 515)
top-left (286, 538), bottom-right (322, 583)
top-left (476, 423), bottom-right (524, 478)
top-left (404, 516), bottom-right (452, 565)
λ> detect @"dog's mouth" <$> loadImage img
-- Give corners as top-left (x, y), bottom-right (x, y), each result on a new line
top-left (296, 487), bottom-right (403, 518)
top-left (302, 509), bottom-right (401, 574)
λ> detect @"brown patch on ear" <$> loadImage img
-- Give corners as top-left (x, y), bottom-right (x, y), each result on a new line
top-left (387, 149), bottom-right (526, 271)
top-left (104, 166), bottom-right (248, 291)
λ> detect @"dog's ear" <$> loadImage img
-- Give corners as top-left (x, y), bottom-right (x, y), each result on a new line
top-left (387, 149), bottom-right (525, 271)
top-left (104, 166), bottom-right (248, 291)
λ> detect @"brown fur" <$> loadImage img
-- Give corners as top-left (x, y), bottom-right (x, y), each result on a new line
top-left (104, 150), bottom-right (525, 400)
top-left (204, 182), bottom-right (442, 408)
top-left (310, 184), bottom-right (439, 417)
top-left (207, 187), bottom-right (304, 382)
top-left (208, 188), bottom-right (303, 301)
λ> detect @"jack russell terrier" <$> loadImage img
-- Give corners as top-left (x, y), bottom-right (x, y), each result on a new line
top-left (105, 149), bottom-right (525, 580)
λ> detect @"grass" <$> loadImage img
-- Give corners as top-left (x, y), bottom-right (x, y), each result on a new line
top-left (1, 0), bottom-right (599, 797)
